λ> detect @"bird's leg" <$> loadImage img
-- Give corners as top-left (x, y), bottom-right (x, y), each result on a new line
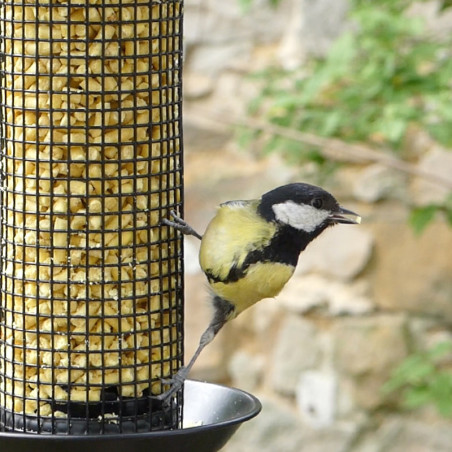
top-left (156, 297), bottom-right (235, 404)
top-left (155, 325), bottom-right (219, 403)
top-left (161, 210), bottom-right (202, 240)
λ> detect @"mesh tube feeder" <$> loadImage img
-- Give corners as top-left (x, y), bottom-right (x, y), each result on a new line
top-left (0, 0), bottom-right (183, 434)
top-left (0, 0), bottom-right (260, 450)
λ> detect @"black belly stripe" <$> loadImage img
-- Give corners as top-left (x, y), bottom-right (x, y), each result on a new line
top-left (205, 225), bottom-right (314, 285)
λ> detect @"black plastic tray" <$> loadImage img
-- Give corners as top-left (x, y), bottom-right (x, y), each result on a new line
top-left (0, 380), bottom-right (261, 452)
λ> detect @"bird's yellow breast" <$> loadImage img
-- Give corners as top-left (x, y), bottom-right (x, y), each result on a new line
top-left (199, 200), bottom-right (295, 316)
top-left (209, 262), bottom-right (294, 315)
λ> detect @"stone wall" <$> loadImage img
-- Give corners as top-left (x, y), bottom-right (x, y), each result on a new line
top-left (181, 1), bottom-right (452, 451)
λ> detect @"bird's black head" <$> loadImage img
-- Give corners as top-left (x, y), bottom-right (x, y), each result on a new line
top-left (258, 183), bottom-right (360, 234)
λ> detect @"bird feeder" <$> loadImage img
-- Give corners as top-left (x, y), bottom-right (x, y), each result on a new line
top-left (0, 0), bottom-right (260, 450)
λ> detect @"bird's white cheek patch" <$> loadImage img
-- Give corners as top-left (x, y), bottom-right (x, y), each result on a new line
top-left (272, 201), bottom-right (329, 233)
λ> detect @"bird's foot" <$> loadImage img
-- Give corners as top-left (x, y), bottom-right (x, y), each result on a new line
top-left (154, 367), bottom-right (189, 405)
top-left (162, 210), bottom-right (202, 240)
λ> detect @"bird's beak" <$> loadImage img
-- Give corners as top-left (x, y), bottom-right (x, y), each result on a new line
top-left (329, 206), bottom-right (361, 225)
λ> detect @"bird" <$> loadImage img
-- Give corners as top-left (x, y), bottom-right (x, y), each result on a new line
top-left (158, 182), bottom-right (361, 403)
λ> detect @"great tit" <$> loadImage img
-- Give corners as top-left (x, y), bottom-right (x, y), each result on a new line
top-left (158, 182), bottom-right (360, 402)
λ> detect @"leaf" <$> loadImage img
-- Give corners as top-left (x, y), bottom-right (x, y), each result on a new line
top-left (430, 373), bottom-right (452, 417)
top-left (439, 0), bottom-right (452, 11)
top-left (238, 0), bottom-right (252, 13)
top-left (383, 341), bottom-right (452, 417)
top-left (446, 209), bottom-right (452, 227)
top-left (381, 118), bottom-right (407, 143)
top-left (236, 127), bottom-right (259, 150)
top-left (397, 357), bottom-right (434, 383)
top-left (427, 341), bottom-right (452, 361)
top-left (383, 355), bottom-right (434, 394)
top-left (438, 398), bottom-right (452, 417)
top-left (321, 111), bottom-right (342, 136)
top-left (403, 386), bottom-right (432, 409)
top-left (409, 205), bottom-right (438, 235)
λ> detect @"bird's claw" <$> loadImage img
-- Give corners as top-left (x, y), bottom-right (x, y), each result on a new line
top-left (154, 368), bottom-right (188, 405)
top-left (162, 211), bottom-right (202, 240)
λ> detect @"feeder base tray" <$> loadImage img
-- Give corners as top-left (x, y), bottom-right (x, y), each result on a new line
top-left (0, 380), bottom-right (261, 452)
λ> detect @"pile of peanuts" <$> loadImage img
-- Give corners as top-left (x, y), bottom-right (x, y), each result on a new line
top-left (0, 0), bottom-right (182, 416)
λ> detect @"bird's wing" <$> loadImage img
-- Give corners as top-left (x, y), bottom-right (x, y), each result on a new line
top-left (199, 199), bottom-right (277, 283)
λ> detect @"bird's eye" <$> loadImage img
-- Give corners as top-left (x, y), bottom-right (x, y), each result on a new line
top-left (311, 198), bottom-right (323, 209)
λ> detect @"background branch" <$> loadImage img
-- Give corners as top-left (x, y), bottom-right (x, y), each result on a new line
top-left (189, 107), bottom-right (452, 191)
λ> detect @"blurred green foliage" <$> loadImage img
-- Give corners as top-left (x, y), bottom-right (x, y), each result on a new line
top-left (240, 0), bottom-right (452, 232)
top-left (246, 0), bottom-right (452, 150)
top-left (383, 341), bottom-right (452, 417)
top-left (409, 196), bottom-right (452, 234)
top-left (238, 0), bottom-right (280, 13)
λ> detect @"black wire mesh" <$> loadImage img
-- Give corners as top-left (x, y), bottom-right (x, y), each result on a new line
top-left (0, 0), bottom-right (184, 435)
